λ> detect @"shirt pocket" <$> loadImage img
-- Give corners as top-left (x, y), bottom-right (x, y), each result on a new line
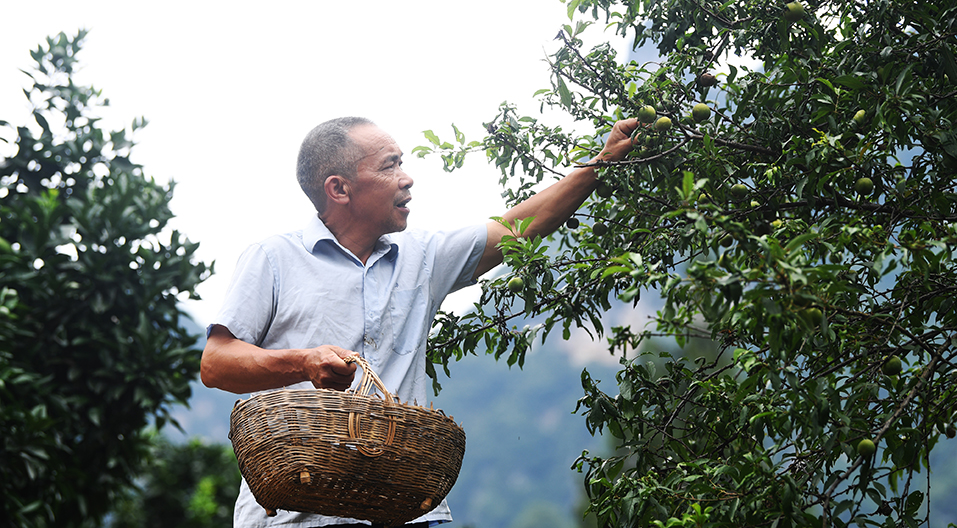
top-left (389, 285), bottom-right (429, 355)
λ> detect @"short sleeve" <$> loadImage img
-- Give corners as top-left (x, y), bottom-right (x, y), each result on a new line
top-left (210, 243), bottom-right (277, 346)
top-left (431, 223), bottom-right (488, 294)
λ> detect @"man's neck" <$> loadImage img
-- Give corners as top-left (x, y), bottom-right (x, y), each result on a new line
top-left (319, 212), bottom-right (378, 265)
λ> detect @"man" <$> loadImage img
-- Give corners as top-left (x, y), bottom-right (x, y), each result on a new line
top-left (201, 116), bottom-right (640, 527)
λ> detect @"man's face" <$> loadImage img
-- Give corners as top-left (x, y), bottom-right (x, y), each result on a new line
top-left (348, 125), bottom-right (414, 236)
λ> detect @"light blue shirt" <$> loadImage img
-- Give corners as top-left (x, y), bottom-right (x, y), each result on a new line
top-left (213, 214), bottom-right (486, 528)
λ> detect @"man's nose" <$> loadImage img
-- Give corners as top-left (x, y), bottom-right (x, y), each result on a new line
top-left (399, 171), bottom-right (413, 189)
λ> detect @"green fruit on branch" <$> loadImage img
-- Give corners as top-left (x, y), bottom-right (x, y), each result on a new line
top-left (595, 181), bottom-right (614, 198)
top-left (857, 438), bottom-right (876, 457)
top-left (853, 109), bottom-right (866, 126)
top-left (566, 217), bottom-right (580, 229)
top-left (731, 183), bottom-right (749, 199)
top-left (946, 423), bottom-right (957, 439)
top-left (592, 222), bottom-right (608, 237)
top-left (507, 276), bottom-right (525, 293)
top-left (784, 1), bottom-right (805, 22)
top-left (654, 116), bottom-right (673, 132)
top-left (638, 105), bottom-right (657, 124)
top-left (720, 234), bottom-right (734, 247)
top-left (854, 177), bottom-right (874, 196)
top-left (692, 103), bottom-right (712, 122)
top-left (800, 307), bottom-right (824, 327)
top-left (881, 355), bottom-right (903, 376)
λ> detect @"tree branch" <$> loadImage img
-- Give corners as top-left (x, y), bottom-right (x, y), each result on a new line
top-left (820, 334), bottom-right (950, 527)
top-left (684, 132), bottom-right (780, 157)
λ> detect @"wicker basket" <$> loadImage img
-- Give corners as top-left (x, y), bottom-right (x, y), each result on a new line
top-left (228, 356), bottom-right (466, 527)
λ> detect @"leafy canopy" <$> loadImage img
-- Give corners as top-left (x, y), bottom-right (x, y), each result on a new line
top-left (421, 0), bottom-right (957, 526)
top-left (0, 30), bottom-right (211, 527)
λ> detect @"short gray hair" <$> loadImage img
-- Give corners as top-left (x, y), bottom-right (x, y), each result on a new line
top-left (296, 116), bottom-right (374, 213)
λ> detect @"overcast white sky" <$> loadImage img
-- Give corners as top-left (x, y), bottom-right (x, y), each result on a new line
top-left (0, 1), bottom-right (637, 324)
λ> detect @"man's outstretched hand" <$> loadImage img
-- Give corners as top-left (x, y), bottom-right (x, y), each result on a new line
top-left (595, 117), bottom-right (641, 164)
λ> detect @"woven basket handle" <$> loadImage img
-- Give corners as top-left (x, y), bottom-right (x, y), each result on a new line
top-left (343, 355), bottom-right (396, 457)
top-left (344, 355), bottom-right (394, 402)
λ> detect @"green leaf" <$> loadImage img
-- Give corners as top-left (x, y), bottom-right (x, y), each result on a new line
top-left (681, 170), bottom-right (694, 199)
top-left (452, 123), bottom-right (465, 144)
top-left (832, 74), bottom-right (866, 90)
top-left (33, 111), bottom-right (51, 134)
top-left (423, 129), bottom-right (441, 146)
top-left (904, 490), bottom-right (924, 514)
top-left (602, 266), bottom-right (632, 279)
top-left (784, 232), bottom-right (819, 254)
top-left (556, 75), bottom-right (573, 110)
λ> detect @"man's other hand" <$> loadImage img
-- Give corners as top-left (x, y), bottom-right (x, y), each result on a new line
top-left (305, 345), bottom-right (359, 391)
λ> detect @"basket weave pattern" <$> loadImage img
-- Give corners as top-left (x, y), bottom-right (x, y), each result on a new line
top-left (229, 357), bottom-right (466, 526)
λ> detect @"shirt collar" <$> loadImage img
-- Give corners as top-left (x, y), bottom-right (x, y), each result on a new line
top-left (303, 215), bottom-right (399, 263)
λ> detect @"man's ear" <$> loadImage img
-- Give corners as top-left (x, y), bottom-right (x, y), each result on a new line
top-left (324, 175), bottom-right (350, 207)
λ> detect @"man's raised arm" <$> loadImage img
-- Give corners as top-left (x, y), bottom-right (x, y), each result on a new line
top-left (473, 118), bottom-right (640, 279)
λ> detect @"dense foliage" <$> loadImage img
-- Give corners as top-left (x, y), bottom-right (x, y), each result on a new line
top-left (0, 31), bottom-right (210, 527)
top-left (106, 437), bottom-right (241, 528)
top-left (422, 0), bottom-right (957, 526)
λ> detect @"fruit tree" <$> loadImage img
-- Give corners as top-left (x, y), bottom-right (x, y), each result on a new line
top-left (420, 0), bottom-right (957, 526)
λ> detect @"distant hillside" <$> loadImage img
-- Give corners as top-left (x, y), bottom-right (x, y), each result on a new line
top-left (426, 344), bottom-right (621, 528)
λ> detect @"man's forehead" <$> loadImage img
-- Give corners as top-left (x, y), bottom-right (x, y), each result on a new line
top-left (352, 125), bottom-right (403, 160)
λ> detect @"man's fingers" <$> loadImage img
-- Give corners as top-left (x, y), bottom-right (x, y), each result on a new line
top-left (304, 346), bottom-right (360, 390)
top-left (334, 347), bottom-right (359, 359)
top-left (332, 347), bottom-right (360, 362)
top-left (615, 117), bottom-right (640, 138)
top-left (330, 355), bottom-right (358, 375)
top-left (324, 346), bottom-right (359, 373)
top-left (331, 361), bottom-right (357, 376)
top-left (320, 365), bottom-right (356, 391)
top-left (313, 377), bottom-right (352, 391)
